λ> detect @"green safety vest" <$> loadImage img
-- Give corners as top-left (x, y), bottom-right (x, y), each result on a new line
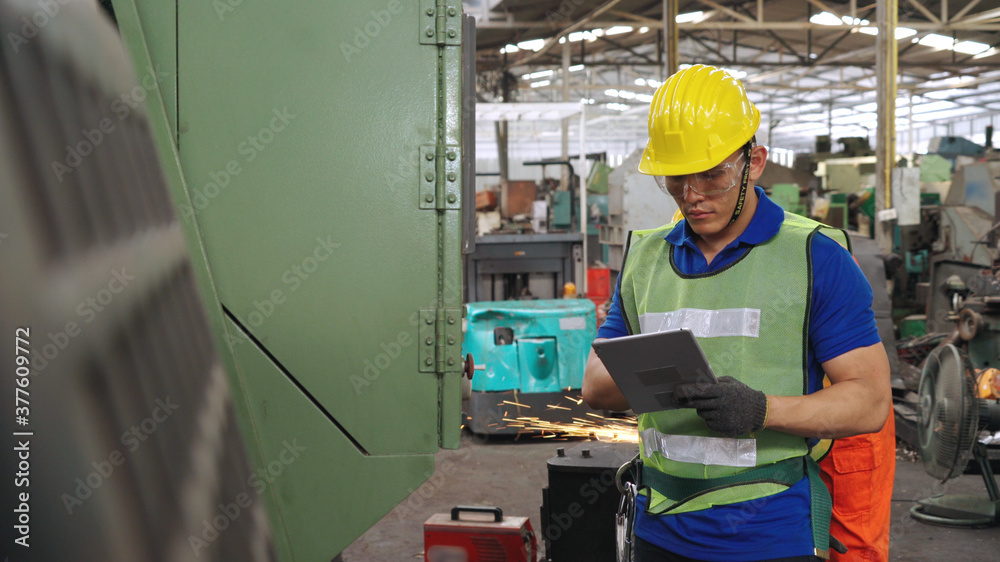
top-left (619, 211), bottom-right (850, 555)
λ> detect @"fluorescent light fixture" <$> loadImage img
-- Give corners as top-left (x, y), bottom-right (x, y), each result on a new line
top-left (522, 70), bottom-right (553, 80)
top-left (605, 89), bottom-right (619, 97)
top-left (647, 79), bottom-right (662, 88)
top-left (606, 103), bottom-right (630, 111)
top-left (810, 12), bottom-right (844, 26)
top-left (530, 80), bottom-right (551, 88)
top-left (635, 78), bottom-right (646, 86)
top-left (580, 98), bottom-right (595, 104)
top-left (954, 40), bottom-right (991, 55)
top-left (639, 26), bottom-right (649, 33)
top-left (568, 30), bottom-right (603, 42)
top-left (617, 90), bottom-right (636, 99)
top-left (974, 48), bottom-right (999, 60)
top-left (917, 34), bottom-right (954, 49)
top-left (569, 64), bottom-right (585, 72)
top-left (606, 26), bottom-right (633, 36)
top-left (854, 102), bottom-right (878, 112)
top-left (858, 26), bottom-right (915, 39)
top-left (499, 44), bottom-right (518, 54)
top-left (517, 39), bottom-right (546, 52)
top-left (676, 11), bottom-right (704, 23)
top-left (635, 93), bottom-right (654, 103)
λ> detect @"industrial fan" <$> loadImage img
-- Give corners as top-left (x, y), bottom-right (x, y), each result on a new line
top-left (913, 344), bottom-right (1000, 526)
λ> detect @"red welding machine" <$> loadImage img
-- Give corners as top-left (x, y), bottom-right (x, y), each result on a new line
top-left (424, 505), bottom-right (538, 562)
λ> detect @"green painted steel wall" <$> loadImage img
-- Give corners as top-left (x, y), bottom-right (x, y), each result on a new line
top-left (112, 0), bottom-right (466, 558)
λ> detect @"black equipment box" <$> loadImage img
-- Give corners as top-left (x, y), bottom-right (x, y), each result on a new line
top-left (540, 442), bottom-right (639, 561)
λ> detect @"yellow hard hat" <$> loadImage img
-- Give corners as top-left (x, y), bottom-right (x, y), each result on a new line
top-left (671, 209), bottom-right (684, 223)
top-left (639, 65), bottom-right (760, 177)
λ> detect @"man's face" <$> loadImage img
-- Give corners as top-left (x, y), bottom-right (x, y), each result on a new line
top-left (666, 149), bottom-right (750, 237)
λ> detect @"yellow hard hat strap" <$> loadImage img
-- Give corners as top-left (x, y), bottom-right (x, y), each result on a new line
top-left (726, 140), bottom-right (755, 225)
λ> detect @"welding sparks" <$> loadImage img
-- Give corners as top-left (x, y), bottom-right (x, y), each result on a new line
top-left (564, 395), bottom-right (584, 405)
top-left (501, 400), bottom-right (530, 408)
top-left (501, 414), bottom-right (638, 443)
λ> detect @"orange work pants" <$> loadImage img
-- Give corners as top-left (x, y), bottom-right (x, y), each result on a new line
top-left (819, 412), bottom-right (896, 562)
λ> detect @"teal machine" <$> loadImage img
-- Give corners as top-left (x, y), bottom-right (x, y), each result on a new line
top-left (463, 299), bottom-right (596, 435)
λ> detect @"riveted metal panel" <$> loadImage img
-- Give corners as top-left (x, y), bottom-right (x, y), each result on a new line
top-left (115, 0), bottom-right (468, 557)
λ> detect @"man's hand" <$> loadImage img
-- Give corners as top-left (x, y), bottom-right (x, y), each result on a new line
top-left (676, 376), bottom-right (768, 437)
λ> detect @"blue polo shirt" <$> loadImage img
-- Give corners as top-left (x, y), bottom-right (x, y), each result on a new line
top-left (598, 187), bottom-right (880, 561)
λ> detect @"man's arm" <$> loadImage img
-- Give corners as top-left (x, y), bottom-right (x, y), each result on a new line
top-left (764, 342), bottom-right (891, 438)
top-left (582, 343), bottom-right (630, 411)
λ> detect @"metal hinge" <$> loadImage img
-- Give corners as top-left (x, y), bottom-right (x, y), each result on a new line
top-left (419, 144), bottom-right (461, 210)
top-left (419, 0), bottom-right (462, 45)
top-left (418, 308), bottom-right (462, 373)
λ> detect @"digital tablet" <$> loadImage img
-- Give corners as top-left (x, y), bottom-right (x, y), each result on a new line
top-left (591, 329), bottom-right (717, 413)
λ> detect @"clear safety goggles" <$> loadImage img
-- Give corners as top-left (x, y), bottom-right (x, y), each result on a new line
top-left (654, 152), bottom-right (747, 198)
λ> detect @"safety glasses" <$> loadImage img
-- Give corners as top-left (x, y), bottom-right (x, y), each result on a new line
top-left (654, 152), bottom-right (748, 199)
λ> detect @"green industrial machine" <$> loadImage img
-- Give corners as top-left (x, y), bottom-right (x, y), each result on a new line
top-left (110, 1), bottom-right (474, 559)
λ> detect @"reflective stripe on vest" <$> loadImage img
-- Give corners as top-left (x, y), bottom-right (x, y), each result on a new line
top-left (638, 308), bottom-right (761, 338)
top-left (641, 428), bottom-right (757, 467)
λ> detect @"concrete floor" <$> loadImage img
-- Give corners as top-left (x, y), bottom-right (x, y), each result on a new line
top-left (342, 431), bottom-right (1000, 561)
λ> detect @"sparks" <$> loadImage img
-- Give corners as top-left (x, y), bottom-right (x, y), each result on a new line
top-left (501, 415), bottom-right (639, 443)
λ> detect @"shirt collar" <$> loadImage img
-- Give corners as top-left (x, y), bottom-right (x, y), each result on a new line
top-left (664, 186), bottom-right (783, 247)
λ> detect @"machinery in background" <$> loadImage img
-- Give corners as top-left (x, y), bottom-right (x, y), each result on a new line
top-left (912, 342), bottom-right (1000, 526)
top-left (463, 300), bottom-right (596, 435)
top-left (469, 155), bottom-right (613, 302)
top-left (465, 233), bottom-right (584, 302)
top-left (601, 149), bottom-right (680, 288)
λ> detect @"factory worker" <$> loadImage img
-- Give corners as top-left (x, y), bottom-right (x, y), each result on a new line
top-left (583, 64), bottom-right (893, 562)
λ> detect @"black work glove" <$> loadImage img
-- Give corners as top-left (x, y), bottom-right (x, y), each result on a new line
top-left (675, 376), bottom-right (768, 437)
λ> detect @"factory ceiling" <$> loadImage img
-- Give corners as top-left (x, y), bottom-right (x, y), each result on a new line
top-left (466, 0), bottom-right (1000, 153)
